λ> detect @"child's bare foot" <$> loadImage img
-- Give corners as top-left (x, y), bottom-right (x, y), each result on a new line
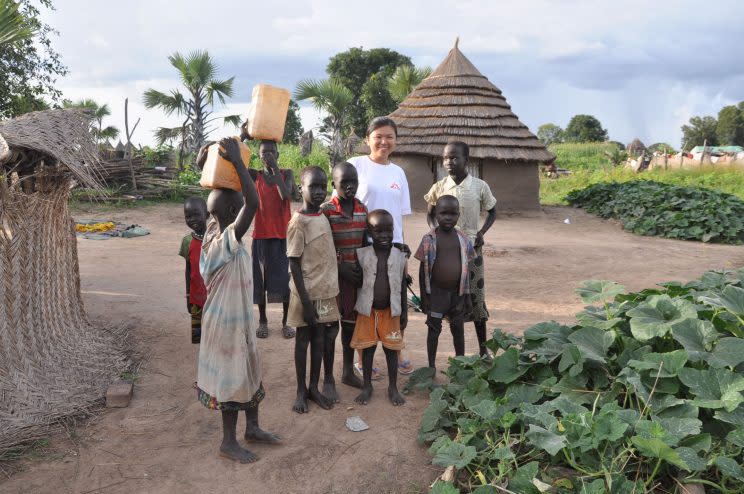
top-left (219, 441), bottom-right (257, 463)
top-left (293, 390), bottom-right (308, 414)
top-left (322, 377), bottom-right (340, 403)
top-left (341, 369), bottom-right (363, 389)
top-left (388, 385), bottom-right (405, 406)
top-left (245, 428), bottom-right (282, 444)
top-left (308, 387), bottom-right (333, 410)
top-left (354, 386), bottom-right (373, 405)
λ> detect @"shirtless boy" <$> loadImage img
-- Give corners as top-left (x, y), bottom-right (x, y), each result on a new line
top-left (415, 195), bottom-right (475, 370)
top-left (350, 210), bottom-right (408, 406)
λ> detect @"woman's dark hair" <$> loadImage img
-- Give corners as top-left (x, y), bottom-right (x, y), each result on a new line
top-left (366, 117), bottom-right (398, 137)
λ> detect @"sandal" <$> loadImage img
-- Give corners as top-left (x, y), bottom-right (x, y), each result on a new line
top-left (353, 362), bottom-right (384, 381)
top-left (281, 325), bottom-right (296, 339)
top-left (398, 359), bottom-right (414, 375)
top-left (256, 322), bottom-right (269, 338)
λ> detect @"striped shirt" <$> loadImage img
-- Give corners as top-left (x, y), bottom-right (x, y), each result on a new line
top-left (321, 196), bottom-right (368, 264)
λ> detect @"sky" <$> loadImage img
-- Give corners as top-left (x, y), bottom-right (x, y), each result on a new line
top-left (42, 0), bottom-right (744, 149)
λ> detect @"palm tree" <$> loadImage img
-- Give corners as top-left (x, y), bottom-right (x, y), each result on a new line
top-left (604, 146), bottom-right (628, 167)
top-left (62, 99), bottom-right (119, 144)
top-left (294, 78), bottom-right (353, 165)
top-left (388, 65), bottom-right (432, 103)
top-left (0, 0), bottom-right (35, 48)
top-left (143, 50), bottom-right (239, 165)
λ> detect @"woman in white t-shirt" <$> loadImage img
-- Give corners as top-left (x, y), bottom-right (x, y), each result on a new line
top-left (347, 117), bottom-right (414, 376)
top-left (346, 117), bottom-right (412, 244)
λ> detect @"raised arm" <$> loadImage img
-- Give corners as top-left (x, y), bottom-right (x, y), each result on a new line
top-left (218, 137), bottom-right (258, 242)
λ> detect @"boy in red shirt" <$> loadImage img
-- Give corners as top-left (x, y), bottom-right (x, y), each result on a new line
top-left (179, 197), bottom-right (208, 343)
top-left (250, 140), bottom-right (296, 339)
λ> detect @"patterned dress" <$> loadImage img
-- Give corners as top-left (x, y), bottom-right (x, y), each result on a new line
top-left (197, 219), bottom-right (263, 411)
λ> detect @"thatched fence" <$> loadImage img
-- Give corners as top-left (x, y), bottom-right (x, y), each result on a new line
top-left (0, 110), bottom-right (130, 450)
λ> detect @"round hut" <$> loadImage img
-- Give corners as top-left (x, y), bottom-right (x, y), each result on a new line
top-left (0, 109), bottom-right (130, 450)
top-left (627, 138), bottom-right (646, 157)
top-left (377, 40), bottom-right (553, 210)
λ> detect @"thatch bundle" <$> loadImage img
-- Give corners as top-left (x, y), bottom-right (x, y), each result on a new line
top-left (0, 109), bottom-right (130, 450)
top-left (388, 39), bottom-right (554, 162)
top-left (627, 138), bottom-right (646, 156)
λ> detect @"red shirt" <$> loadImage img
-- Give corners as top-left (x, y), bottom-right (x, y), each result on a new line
top-left (252, 170), bottom-right (292, 239)
top-left (188, 237), bottom-right (207, 307)
top-left (321, 197), bottom-right (368, 263)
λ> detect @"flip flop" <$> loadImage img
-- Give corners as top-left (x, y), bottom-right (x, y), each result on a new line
top-left (353, 362), bottom-right (384, 381)
top-left (281, 325), bottom-right (296, 339)
top-left (256, 322), bottom-right (269, 338)
top-left (398, 359), bottom-right (414, 375)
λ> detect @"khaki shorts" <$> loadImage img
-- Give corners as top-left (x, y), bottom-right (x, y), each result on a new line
top-left (350, 307), bottom-right (405, 351)
top-left (286, 294), bottom-right (339, 328)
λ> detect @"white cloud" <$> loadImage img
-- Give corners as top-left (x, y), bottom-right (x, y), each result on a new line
top-left (40, 0), bottom-right (744, 148)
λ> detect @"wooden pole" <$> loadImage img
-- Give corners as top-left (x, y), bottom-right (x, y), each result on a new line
top-left (124, 98), bottom-right (140, 191)
top-left (700, 139), bottom-right (706, 168)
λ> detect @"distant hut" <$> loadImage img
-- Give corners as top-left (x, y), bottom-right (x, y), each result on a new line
top-left (370, 40), bottom-right (553, 210)
top-left (627, 138), bottom-right (646, 157)
top-left (114, 140), bottom-right (126, 159)
top-left (0, 109), bottom-right (130, 450)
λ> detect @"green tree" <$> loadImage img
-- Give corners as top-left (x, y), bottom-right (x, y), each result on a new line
top-left (282, 99), bottom-right (303, 144)
top-left (388, 65), bottom-right (432, 103)
top-left (143, 50), bottom-right (239, 159)
top-left (563, 115), bottom-right (608, 142)
top-left (0, 0), bottom-right (34, 47)
top-left (647, 142), bottom-right (676, 154)
top-left (326, 47), bottom-right (411, 135)
top-left (681, 116), bottom-right (718, 151)
top-left (0, 0), bottom-right (67, 118)
top-left (716, 104), bottom-right (744, 146)
top-left (63, 98), bottom-right (119, 144)
top-left (537, 123), bottom-right (564, 145)
top-left (294, 78), bottom-right (353, 166)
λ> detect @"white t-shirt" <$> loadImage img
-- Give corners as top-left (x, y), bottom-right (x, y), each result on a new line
top-left (344, 155), bottom-right (412, 243)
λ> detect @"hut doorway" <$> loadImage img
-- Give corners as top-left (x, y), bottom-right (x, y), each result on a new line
top-left (432, 157), bottom-right (482, 180)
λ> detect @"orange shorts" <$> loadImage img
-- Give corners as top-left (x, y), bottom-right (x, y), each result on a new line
top-left (350, 307), bottom-right (405, 351)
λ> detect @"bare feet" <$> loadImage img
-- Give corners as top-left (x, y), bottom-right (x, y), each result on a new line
top-left (354, 386), bottom-right (373, 405)
top-left (219, 441), bottom-right (257, 463)
top-left (245, 428), bottom-right (282, 444)
top-left (341, 369), bottom-right (363, 389)
top-left (322, 377), bottom-right (340, 403)
top-left (388, 386), bottom-right (405, 406)
top-left (293, 390), bottom-right (308, 414)
top-left (308, 387), bottom-right (333, 410)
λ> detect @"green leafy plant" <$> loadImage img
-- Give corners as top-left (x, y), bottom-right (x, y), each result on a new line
top-left (418, 269), bottom-right (744, 493)
top-left (566, 180), bottom-right (744, 244)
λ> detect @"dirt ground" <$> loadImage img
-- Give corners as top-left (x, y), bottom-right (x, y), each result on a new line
top-left (2, 203), bottom-right (743, 493)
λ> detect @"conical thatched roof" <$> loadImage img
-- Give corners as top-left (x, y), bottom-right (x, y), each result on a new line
top-left (627, 138), bottom-right (646, 155)
top-left (389, 40), bottom-right (554, 162)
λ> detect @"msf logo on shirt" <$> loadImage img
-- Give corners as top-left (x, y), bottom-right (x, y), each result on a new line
top-left (389, 182), bottom-right (401, 190)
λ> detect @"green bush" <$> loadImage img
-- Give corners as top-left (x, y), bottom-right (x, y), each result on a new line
top-left (245, 141), bottom-right (330, 181)
top-left (139, 145), bottom-right (174, 167)
top-left (566, 180), bottom-right (744, 244)
top-left (419, 270), bottom-right (744, 493)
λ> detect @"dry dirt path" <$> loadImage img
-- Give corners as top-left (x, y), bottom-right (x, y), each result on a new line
top-left (2, 204), bottom-right (743, 493)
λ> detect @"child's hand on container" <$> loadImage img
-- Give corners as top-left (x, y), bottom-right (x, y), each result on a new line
top-left (195, 141), bottom-right (215, 170)
top-left (239, 120), bottom-right (252, 142)
top-left (218, 137), bottom-right (246, 170)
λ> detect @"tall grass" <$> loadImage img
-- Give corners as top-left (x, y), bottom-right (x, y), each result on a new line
top-left (549, 142), bottom-right (621, 170)
top-left (540, 165), bottom-right (744, 205)
top-left (245, 141), bottom-right (330, 179)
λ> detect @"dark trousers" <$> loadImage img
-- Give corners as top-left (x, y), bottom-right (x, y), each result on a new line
top-left (426, 284), bottom-right (465, 368)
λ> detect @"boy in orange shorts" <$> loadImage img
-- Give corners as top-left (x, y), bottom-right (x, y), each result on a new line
top-left (350, 209), bottom-right (408, 406)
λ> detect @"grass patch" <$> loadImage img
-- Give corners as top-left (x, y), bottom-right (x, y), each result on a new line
top-left (540, 165), bottom-right (744, 205)
top-left (549, 141), bottom-right (620, 170)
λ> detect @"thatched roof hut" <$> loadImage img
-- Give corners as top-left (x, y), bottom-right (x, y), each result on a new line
top-left (627, 138), bottom-right (646, 157)
top-left (0, 109), bottom-right (129, 450)
top-left (374, 39), bottom-right (553, 210)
